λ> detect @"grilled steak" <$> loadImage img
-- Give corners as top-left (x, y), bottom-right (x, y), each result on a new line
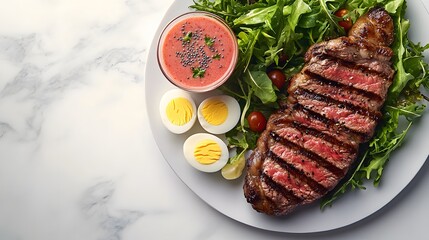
top-left (243, 7), bottom-right (395, 216)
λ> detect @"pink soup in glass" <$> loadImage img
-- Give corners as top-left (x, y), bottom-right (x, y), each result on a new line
top-left (157, 11), bottom-right (238, 92)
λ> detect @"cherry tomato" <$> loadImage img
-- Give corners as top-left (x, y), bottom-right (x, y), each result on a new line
top-left (247, 111), bottom-right (267, 133)
top-left (278, 52), bottom-right (288, 66)
top-left (335, 9), bottom-right (353, 32)
top-left (267, 69), bottom-right (286, 90)
top-left (335, 8), bottom-right (348, 17)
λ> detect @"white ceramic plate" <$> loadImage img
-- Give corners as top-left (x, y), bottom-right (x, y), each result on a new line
top-left (145, 0), bottom-right (429, 233)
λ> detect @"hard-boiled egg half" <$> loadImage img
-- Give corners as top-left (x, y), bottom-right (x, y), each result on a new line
top-left (197, 95), bottom-right (240, 134)
top-left (183, 133), bottom-right (229, 172)
top-left (159, 89), bottom-right (196, 134)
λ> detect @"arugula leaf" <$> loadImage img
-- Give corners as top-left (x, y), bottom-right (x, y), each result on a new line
top-left (264, 0), bottom-right (310, 65)
top-left (317, 0), bottom-right (346, 36)
top-left (233, 4), bottom-right (278, 26)
top-left (244, 70), bottom-right (277, 104)
top-left (385, 0), bottom-right (405, 14)
top-left (364, 122), bottom-right (411, 185)
top-left (288, 0), bottom-right (312, 30)
top-left (388, 3), bottom-right (413, 100)
top-left (237, 27), bottom-right (261, 72)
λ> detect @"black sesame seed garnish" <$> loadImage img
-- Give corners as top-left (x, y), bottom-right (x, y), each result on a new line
top-left (171, 26), bottom-right (227, 78)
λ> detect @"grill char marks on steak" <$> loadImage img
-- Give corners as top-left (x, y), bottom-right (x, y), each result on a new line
top-left (289, 72), bottom-right (384, 113)
top-left (243, 7), bottom-right (395, 216)
top-left (304, 57), bottom-right (391, 98)
top-left (290, 88), bottom-right (380, 135)
top-left (271, 123), bottom-right (357, 171)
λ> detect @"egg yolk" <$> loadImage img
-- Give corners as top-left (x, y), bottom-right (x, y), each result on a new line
top-left (201, 99), bottom-right (228, 126)
top-left (194, 139), bottom-right (222, 165)
top-left (166, 97), bottom-right (193, 126)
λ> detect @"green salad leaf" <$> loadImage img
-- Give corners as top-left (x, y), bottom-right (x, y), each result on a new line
top-left (191, 0), bottom-right (429, 208)
top-left (244, 70), bottom-right (277, 104)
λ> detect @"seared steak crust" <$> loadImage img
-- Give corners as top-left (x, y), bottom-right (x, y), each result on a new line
top-left (243, 7), bottom-right (395, 216)
top-left (306, 37), bottom-right (394, 78)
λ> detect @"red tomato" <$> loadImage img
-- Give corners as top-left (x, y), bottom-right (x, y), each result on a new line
top-left (267, 69), bottom-right (286, 90)
top-left (278, 52), bottom-right (288, 66)
top-left (335, 9), bottom-right (353, 32)
top-left (247, 111), bottom-right (267, 133)
top-left (335, 8), bottom-right (349, 17)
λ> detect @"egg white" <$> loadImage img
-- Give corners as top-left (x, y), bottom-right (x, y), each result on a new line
top-left (183, 133), bottom-right (229, 173)
top-left (197, 95), bottom-right (240, 134)
top-left (159, 89), bottom-right (197, 134)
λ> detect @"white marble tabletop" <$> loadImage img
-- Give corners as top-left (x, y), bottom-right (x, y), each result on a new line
top-left (0, 0), bottom-right (428, 239)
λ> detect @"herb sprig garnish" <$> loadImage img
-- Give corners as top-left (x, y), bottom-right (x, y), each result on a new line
top-left (213, 53), bottom-right (221, 60)
top-left (205, 36), bottom-right (215, 47)
top-left (183, 31), bottom-right (193, 42)
top-left (192, 67), bottom-right (206, 78)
